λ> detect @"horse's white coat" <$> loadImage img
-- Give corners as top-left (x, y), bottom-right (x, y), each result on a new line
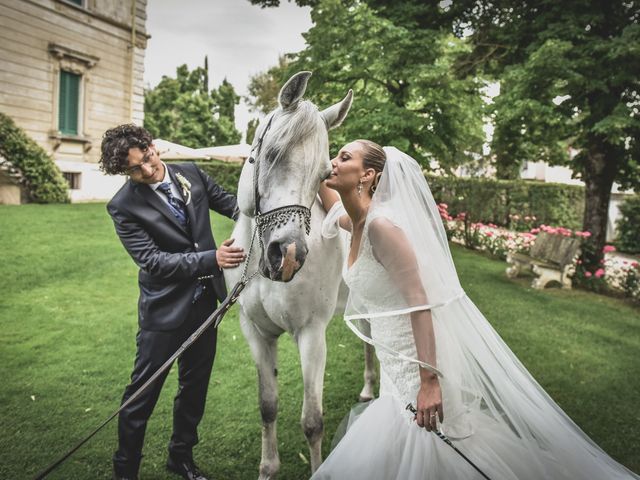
top-left (223, 72), bottom-right (362, 479)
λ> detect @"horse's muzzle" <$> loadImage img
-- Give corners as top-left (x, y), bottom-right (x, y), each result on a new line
top-left (261, 239), bottom-right (308, 282)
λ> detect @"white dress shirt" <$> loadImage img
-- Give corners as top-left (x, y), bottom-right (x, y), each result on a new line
top-left (149, 163), bottom-right (185, 205)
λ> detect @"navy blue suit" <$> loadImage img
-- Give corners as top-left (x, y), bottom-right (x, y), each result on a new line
top-left (107, 163), bottom-right (238, 476)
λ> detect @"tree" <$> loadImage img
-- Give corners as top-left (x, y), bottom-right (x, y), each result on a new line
top-left (210, 78), bottom-right (242, 145)
top-left (253, 0), bottom-right (640, 267)
top-left (245, 118), bottom-right (260, 144)
top-left (451, 1), bottom-right (640, 266)
top-left (246, 55), bottom-right (292, 115)
top-left (248, 0), bottom-right (485, 171)
top-left (144, 60), bottom-right (241, 148)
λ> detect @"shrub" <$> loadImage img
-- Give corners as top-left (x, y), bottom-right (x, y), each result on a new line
top-left (616, 195), bottom-right (640, 254)
top-left (426, 174), bottom-right (584, 230)
top-left (0, 112), bottom-right (69, 203)
top-left (195, 160), bottom-right (242, 196)
top-left (621, 263), bottom-right (640, 301)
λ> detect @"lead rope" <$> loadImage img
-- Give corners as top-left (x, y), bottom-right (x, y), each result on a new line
top-left (33, 246), bottom-right (260, 480)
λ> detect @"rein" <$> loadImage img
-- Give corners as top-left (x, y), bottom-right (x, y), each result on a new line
top-left (33, 280), bottom-right (250, 480)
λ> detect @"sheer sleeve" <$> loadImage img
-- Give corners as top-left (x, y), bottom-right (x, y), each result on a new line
top-left (321, 200), bottom-right (348, 238)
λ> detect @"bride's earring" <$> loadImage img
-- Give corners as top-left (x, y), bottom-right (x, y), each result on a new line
top-left (357, 179), bottom-right (363, 196)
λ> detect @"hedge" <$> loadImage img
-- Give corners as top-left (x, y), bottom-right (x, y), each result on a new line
top-left (616, 195), bottom-right (640, 254)
top-left (195, 160), bottom-right (243, 196)
top-left (426, 174), bottom-right (584, 230)
top-left (191, 161), bottom-right (586, 230)
top-left (0, 113), bottom-right (69, 203)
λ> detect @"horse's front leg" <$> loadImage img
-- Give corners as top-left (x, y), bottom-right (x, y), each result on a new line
top-left (356, 319), bottom-right (377, 402)
top-left (359, 342), bottom-right (377, 402)
top-left (240, 315), bottom-right (280, 480)
top-left (295, 325), bottom-right (327, 473)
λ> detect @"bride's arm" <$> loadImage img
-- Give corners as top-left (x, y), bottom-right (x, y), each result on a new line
top-left (369, 217), bottom-right (443, 431)
top-left (318, 181), bottom-right (351, 231)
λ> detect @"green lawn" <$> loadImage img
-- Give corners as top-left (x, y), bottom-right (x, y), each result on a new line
top-left (0, 203), bottom-right (638, 479)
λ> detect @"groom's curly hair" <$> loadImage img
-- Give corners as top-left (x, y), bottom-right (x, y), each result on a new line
top-left (99, 124), bottom-right (153, 175)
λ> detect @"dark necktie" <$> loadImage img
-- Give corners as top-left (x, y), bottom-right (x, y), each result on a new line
top-left (157, 182), bottom-right (203, 302)
top-left (157, 182), bottom-right (188, 227)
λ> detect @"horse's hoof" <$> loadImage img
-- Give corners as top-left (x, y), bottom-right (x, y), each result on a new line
top-left (258, 462), bottom-right (279, 480)
top-left (358, 394), bottom-right (373, 403)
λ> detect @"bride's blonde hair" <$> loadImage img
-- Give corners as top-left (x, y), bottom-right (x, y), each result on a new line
top-left (356, 139), bottom-right (386, 195)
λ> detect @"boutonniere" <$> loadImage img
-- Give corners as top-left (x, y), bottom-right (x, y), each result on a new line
top-left (175, 172), bottom-right (192, 205)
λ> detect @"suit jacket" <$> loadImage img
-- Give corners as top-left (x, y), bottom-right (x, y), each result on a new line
top-left (107, 163), bottom-right (238, 331)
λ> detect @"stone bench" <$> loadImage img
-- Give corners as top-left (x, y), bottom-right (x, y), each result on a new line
top-left (506, 231), bottom-right (581, 289)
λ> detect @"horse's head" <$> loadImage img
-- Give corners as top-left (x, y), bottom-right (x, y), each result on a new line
top-left (237, 71), bottom-right (352, 282)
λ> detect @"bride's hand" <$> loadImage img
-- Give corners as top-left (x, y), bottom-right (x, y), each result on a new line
top-left (416, 376), bottom-right (443, 432)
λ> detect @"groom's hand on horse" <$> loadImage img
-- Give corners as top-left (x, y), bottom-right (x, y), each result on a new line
top-left (216, 238), bottom-right (246, 269)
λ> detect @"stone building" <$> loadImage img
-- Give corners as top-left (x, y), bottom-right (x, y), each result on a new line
top-left (0, 0), bottom-right (148, 203)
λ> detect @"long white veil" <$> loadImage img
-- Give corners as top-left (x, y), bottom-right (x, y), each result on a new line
top-left (324, 147), bottom-right (638, 479)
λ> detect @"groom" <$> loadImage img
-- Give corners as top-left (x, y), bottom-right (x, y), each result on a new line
top-left (100, 124), bottom-right (245, 480)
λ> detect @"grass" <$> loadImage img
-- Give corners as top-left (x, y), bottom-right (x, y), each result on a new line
top-left (0, 203), bottom-right (638, 479)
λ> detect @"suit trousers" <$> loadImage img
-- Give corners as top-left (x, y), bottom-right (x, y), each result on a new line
top-left (113, 288), bottom-right (218, 476)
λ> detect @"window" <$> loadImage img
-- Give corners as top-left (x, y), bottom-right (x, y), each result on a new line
top-left (58, 71), bottom-right (81, 135)
top-left (62, 172), bottom-right (81, 190)
top-left (65, 0), bottom-right (83, 5)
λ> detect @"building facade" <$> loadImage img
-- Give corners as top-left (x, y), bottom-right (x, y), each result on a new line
top-left (0, 0), bottom-right (147, 202)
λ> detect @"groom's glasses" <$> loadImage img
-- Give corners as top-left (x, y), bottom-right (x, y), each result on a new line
top-left (125, 147), bottom-right (154, 175)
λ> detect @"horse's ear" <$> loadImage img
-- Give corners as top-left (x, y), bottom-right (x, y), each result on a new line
top-left (278, 71), bottom-right (312, 110)
top-left (321, 90), bottom-right (353, 130)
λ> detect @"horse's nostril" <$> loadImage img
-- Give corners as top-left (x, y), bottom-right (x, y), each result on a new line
top-left (267, 241), bottom-right (283, 268)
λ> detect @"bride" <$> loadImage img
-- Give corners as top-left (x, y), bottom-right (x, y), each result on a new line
top-left (312, 140), bottom-right (638, 479)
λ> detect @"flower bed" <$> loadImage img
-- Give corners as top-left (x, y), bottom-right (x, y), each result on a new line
top-left (438, 203), bottom-right (640, 301)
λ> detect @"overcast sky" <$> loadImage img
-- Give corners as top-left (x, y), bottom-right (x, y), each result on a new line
top-left (143, 0), bottom-right (312, 142)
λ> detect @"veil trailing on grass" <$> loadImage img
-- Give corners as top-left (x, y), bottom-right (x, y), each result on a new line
top-left (323, 146), bottom-right (638, 478)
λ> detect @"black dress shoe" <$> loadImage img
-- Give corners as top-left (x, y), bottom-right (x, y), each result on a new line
top-left (166, 456), bottom-right (209, 480)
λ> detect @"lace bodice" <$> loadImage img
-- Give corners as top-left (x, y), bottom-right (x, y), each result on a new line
top-left (343, 220), bottom-right (421, 403)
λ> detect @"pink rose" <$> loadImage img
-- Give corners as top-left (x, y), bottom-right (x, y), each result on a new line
top-left (595, 268), bottom-right (605, 278)
top-left (603, 245), bottom-right (616, 253)
top-left (582, 231), bottom-right (592, 238)
top-left (585, 271), bottom-right (592, 278)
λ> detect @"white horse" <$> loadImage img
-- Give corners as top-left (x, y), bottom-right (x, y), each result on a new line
top-left (224, 71), bottom-right (375, 479)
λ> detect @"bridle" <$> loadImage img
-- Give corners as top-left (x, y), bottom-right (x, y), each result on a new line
top-left (247, 113), bottom-right (312, 257)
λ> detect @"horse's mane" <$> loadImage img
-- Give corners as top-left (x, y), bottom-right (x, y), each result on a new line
top-left (262, 100), bottom-right (325, 170)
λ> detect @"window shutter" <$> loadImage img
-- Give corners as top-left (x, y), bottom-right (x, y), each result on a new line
top-left (59, 71), bottom-right (80, 135)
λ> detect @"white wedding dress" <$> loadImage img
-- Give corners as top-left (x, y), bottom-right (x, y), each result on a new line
top-left (311, 147), bottom-right (638, 480)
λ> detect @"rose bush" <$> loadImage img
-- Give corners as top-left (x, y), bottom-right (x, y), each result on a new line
top-left (438, 203), bottom-right (639, 301)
